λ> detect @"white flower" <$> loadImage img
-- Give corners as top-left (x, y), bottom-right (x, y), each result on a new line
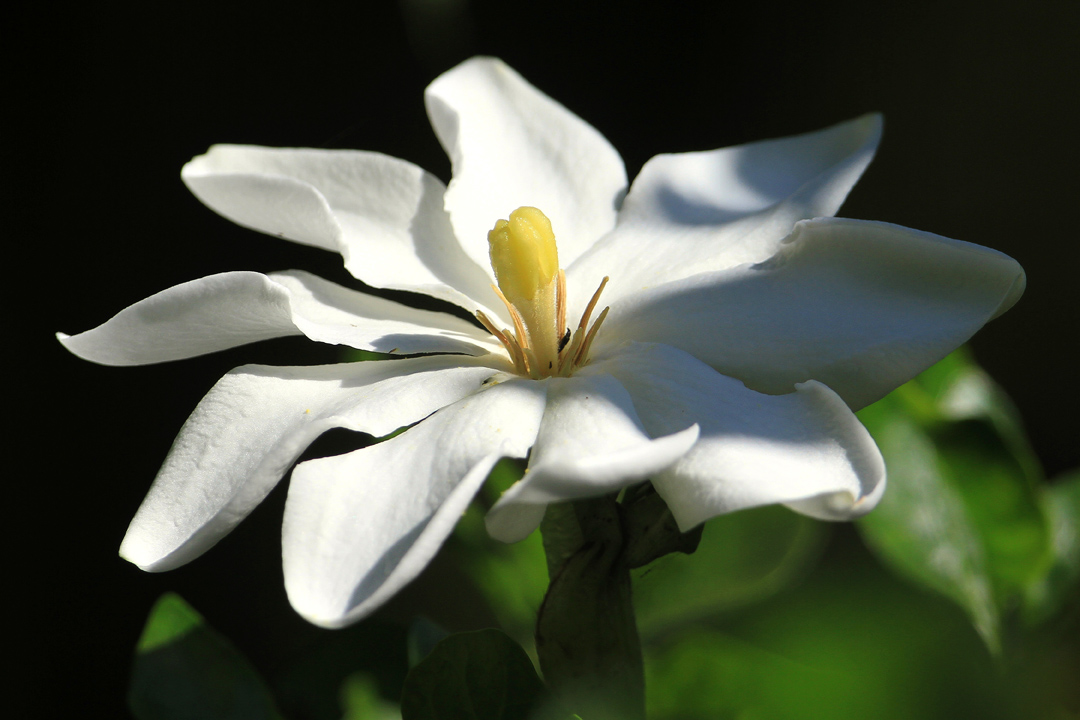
top-left (58, 57), bottom-right (1024, 628)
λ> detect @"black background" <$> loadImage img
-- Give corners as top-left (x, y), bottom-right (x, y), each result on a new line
top-left (13, 1), bottom-right (1079, 716)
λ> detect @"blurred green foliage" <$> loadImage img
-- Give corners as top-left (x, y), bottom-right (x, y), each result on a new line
top-left (632, 505), bottom-right (827, 641)
top-left (453, 459), bottom-right (548, 658)
top-left (399, 629), bottom-right (547, 719)
top-left (340, 673), bottom-right (401, 720)
top-left (129, 350), bottom-right (1078, 719)
top-left (129, 593), bottom-right (284, 720)
top-left (856, 349), bottom-right (1078, 653)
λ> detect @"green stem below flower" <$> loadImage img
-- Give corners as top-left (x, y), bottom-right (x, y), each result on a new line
top-left (536, 496), bottom-right (645, 720)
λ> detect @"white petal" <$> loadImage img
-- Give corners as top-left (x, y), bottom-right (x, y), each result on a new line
top-left (425, 57), bottom-right (627, 271)
top-left (596, 343), bottom-right (885, 529)
top-left (58, 271), bottom-right (499, 366)
top-left (282, 379), bottom-right (546, 628)
top-left (600, 218), bottom-right (1025, 410)
top-left (58, 272), bottom-right (299, 365)
top-left (620, 114), bottom-right (882, 229)
top-left (119, 357), bottom-right (497, 572)
top-left (566, 115), bottom-right (882, 314)
top-left (485, 374), bottom-right (698, 543)
top-left (182, 146), bottom-right (498, 315)
top-left (267, 270), bottom-right (500, 355)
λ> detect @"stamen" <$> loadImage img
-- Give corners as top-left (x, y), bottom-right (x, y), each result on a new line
top-left (475, 310), bottom-right (510, 348)
top-left (476, 311), bottom-right (521, 371)
top-left (575, 305), bottom-right (610, 366)
top-left (507, 332), bottom-right (531, 375)
top-left (558, 327), bottom-right (585, 376)
top-left (490, 283), bottom-right (530, 350)
top-left (522, 346), bottom-right (540, 379)
top-left (482, 209), bottom-right (611, 379)
top-left (477, 309), bottom-right (531, 374)
top-left (578, 276), bottom-right (610, 333)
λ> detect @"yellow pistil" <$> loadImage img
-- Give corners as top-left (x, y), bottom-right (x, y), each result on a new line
top-left (480, 207), bottom-right (609, 379)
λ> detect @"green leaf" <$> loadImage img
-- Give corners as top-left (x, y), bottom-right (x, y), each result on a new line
top-left (643, 551), bottom-right (1045, 720)
top-left (632, 504), bottom-right (828, 639)
top-left (408, 617), bottom-right (451, 668)
top-left (1025, 470), bottom-right (1080, 622)
top-left (340, 672), bottom-right (402, 720)
top-left (400, 629), bottom-right (544, 720)
top-left (920, 349), bottom-right (1042, 484)
top-left (856, 349), bottom-right (1054, 653)
top-left (535, 498), bottom-right (645, 720)
top-left (856, 404), bottom-right (1002, 651)
top-left (271, 619), bottom-right (409, 720)
top-left (622, 485), bottom-right (704, 569)
top-left (129, 593), bottom-right (284, 720)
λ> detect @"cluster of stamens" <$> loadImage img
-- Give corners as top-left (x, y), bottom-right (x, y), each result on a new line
top-left (474, 207), bottom-right (609, 379)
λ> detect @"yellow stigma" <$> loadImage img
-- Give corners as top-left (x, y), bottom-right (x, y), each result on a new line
top-left (488, 206), bottom-right (559, 305)
top-left (477, 206), bottom-right (609, 380)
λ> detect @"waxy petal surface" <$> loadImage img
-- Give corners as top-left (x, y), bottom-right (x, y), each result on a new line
top-left (120, 357), bottom-right (497, 572)
top-left (597, 343), bottom-right (885, 529)
top-left (268, 270), bottom-right (499, 354)
top-left (425, 57), bottom-right (627, 272)
top-left (58, 271), bottom-right (498, 366)
top-left (600, 218), bottom-right (1026, 410)
top-left (283, 379), bottom-right (546, 627)
top-left (566, 115), bottom-right (882, 316)
top-left (485, 374), bottom-right (699, 542)
top-left (182, 146), bottom-right (499, 316)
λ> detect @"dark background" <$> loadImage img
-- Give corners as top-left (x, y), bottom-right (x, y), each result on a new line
top-left (14, 1), bottom-right (1078, 716)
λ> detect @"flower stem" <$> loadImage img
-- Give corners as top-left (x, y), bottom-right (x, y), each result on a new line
top-left (536, 496), bottom-right (645, 720)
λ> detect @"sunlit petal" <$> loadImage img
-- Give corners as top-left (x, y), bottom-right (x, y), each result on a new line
top-left (283, 379), bottom-right (546, 627)
top-left (426, 57), bottom-right (627, 272)
top-left (182, 145), bottom-right (500, 316)
top-left (596, 343), bottom-right (885, 529)
top-left (485, 374), bottom-right (698, 542)
top-left (601, 218), bottom-right (1025, 410)
top-left (566, 114), bottom-right (882, 316)
top-left (120, 357), bottom-right (498, 571)
top-left (58, 270), bottom-right (499, 365)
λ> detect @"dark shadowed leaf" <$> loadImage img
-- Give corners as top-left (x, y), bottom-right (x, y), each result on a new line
top-left (400, 629), bottom-right (545, 720)
top-left (129, 593), bottom-right (284, 720)
top-left (272, 619), bottom-right (409, 720)
top-left (408, 617), bottom-right (451, 668)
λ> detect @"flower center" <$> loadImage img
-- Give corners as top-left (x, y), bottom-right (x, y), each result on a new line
top-left (475, 206), bottom-right (609, 379)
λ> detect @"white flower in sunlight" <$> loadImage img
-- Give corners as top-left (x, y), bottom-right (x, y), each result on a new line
top-left (58, 57), bottom-right (1024, 628)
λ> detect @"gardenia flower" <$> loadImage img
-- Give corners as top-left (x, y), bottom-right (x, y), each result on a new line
top-left (59, 57), bottom-right (1024, 629)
